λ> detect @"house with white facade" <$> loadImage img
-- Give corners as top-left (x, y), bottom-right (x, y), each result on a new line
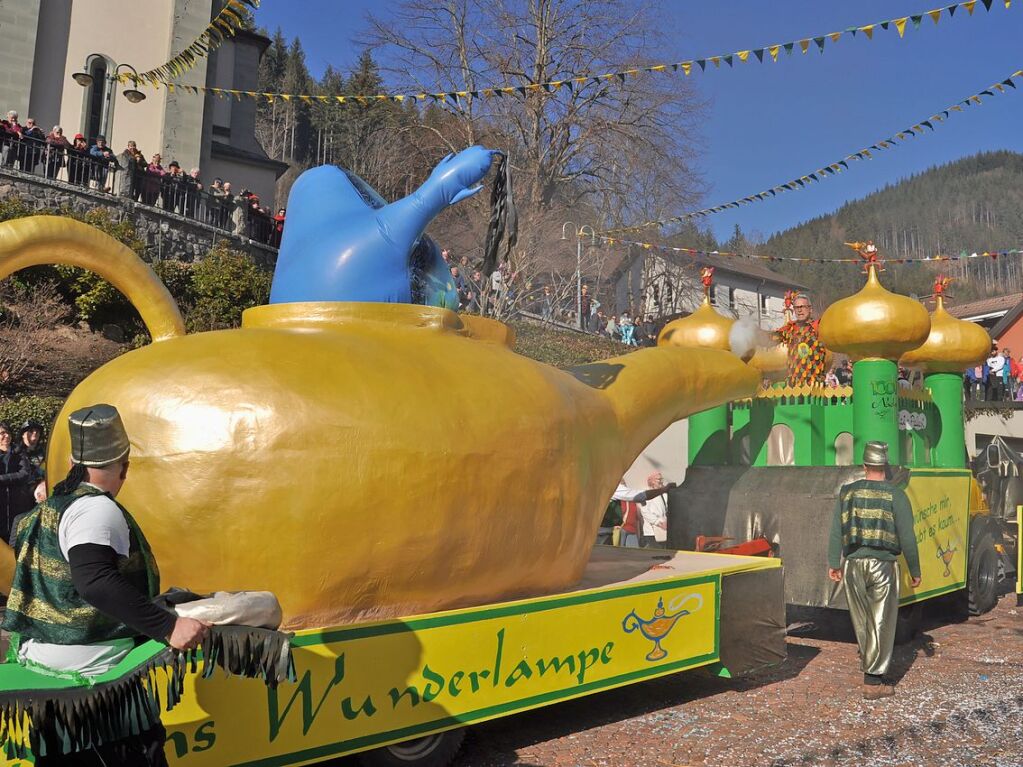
top-left (610, 246), bottom-right (808, 327)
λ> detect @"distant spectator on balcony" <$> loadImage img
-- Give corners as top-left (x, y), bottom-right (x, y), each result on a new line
top-left (183, 167), bottom-right (203, 218)
top-left (117, 140), bottom-right (143, 199)
top-left (594, 309), bottom-right (607, 335)
top-left (142, 153), bottom-right (164, 205)
top-left (20, 118), bottom-right (45, 173)
top-left (1, 111), bottom-right (22, 168)
top-left (162, 161), bottom-right (185, 213)
top-left (44, 126), bottom-right (70, 180)
top-left (271, 208), bottom-right (286, 248)
top-left (605, 314), bottom-right (618, 339)
top-left (88, 135), bottom-right (119, 192)
top-left (208, 177), bottom-right (226, 227)
top-left (229, 185), bottom-right (249, 236)
top-left (67, 134), bottom-right (90, 186)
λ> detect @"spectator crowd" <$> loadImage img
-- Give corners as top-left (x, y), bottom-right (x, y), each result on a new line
top-left (0, 110), bottom-right (285, 247)
top-left (964, 345), bottom-right (1023, 402)
top-left (0, 420), bottom-right (47, 551)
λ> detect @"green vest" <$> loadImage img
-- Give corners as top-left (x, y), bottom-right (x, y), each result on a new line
top-left (601, 499), bottom-right (623, 528)
top-left (2, 485), bottom-right (161, 645)
top-left (838, 479), bottom-right (901, 556)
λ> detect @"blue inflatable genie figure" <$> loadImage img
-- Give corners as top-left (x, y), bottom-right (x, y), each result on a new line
top-left (269, 146), bottom-right (500, 308)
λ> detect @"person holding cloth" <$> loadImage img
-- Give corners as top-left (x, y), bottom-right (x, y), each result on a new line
top-left (3, 404), bottom-right (209, 765)
top-left (827, 441), bottom-right (921, 701)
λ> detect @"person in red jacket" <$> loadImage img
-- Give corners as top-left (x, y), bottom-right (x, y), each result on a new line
top-left (610, 478), bottom-right (676, 547)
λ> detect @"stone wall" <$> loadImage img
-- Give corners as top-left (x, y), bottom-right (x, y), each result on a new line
top-left (0, 167), bottom-right (277, 268)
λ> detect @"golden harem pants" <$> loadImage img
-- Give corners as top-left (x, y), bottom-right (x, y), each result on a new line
top-left (843, 557), bottom-right (899, 677)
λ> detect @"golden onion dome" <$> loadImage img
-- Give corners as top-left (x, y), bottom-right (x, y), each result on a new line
top-left (900, 295), bottom-right (991, 373)
top-left (657, 295), bottom-right (734, 351)
top-left (819, 264), bottom-right (931, 360)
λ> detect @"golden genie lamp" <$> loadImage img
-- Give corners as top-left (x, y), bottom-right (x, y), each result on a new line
top-left (0, 215), bottom-right (759, 629)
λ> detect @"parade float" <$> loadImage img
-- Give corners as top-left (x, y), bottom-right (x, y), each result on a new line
top-left (663, 257), bottom-right (1004, 636)
top-left (0, 149), bottom-right (786, 766)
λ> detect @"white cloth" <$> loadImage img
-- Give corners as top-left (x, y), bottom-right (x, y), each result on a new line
top-left (175, 591), bottom-right (283, 629)
top-left (640, 496), bottom-right (668, 542)
top-left (988, 355), bottom-right (1005, 373)
top-left (612, 482), bottom-right (648, 504)
top-left (20, 484), bottom-right (136, 677)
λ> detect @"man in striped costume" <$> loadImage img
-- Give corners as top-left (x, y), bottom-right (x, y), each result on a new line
top-left (827, 441), bottom-right (921, 700)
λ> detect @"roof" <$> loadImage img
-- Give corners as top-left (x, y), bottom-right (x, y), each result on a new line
top-left (989, 296), bottom-right (1023, 339)
top-left (210, 141), bottom-right (290, 177)
top-left (609, 247), bottom-right (807, 290)
top-left (946, 292), bottom-right (1023, 322)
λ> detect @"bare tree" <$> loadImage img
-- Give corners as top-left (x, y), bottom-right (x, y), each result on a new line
top-left (364, 0), bottom-right (706, 226)
top-left (0, 281), bottom-right (71, 394)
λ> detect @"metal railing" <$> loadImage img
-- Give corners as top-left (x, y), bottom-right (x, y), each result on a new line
top-left (0, 136), bottom-right (281, 246)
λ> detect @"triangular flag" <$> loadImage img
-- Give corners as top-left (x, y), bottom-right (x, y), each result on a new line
top-left (722, 55), bottom-right (733, 67)
top-left (928, 9), bottom-right (942, 23)
top-left (769, 45), bottom-right (780, 61)
top-left (829, 32), bottom-right (842, 42)
top-left (981, 0), bottom-right (993, 9)
top-left (783, 42), bottom-right (795, 55)
top-left (881, 21), bottom-right (890, 30)
top-left (696, 59), bottom-right (706, 71)
top-left (709, 56), bottom-right (721, 67)
top-left (681, 62), bottom-right (692, 76)
top-left (861, 25), bottom-right (874, 39)
top-left (910, 14), bottom-right (923, 29)
top-left (1004, 78), bottom-right (1017, 88)
top-left (894, 17), bottom-right (908, 36)
top-left (948, 3), bottom-right (957, 16)
top-left (799, 39), bottom-right (811, 53)
top-left (814, 36), bottom-right (826, 52)
top-left (964, 0), bottom-right (976, 14)
top-left (737, 50), bottom-right (751, 62)
top-left (753, 49), bottom-right (765, 62)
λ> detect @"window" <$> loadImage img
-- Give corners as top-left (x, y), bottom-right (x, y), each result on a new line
top-left (82, 55), bottom-right (114, 141)
top-left (834, 432), bottom-right (853, 466)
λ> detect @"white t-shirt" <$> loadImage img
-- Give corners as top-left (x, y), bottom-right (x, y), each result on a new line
top-left (988, 355), bottom-right (1005, 374)
top-left (19, 485), bottom-right (137, 677)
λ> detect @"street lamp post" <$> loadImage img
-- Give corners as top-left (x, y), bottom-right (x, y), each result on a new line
top-left (72, 59), bottom-right (146, 139)
top-left (561, 222), bottom-right (596, 330)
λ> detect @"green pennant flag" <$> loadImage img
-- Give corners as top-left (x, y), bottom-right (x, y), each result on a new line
top-left (809, 173), bottom-right (819, 182)
top-left (948, 3), bottom-right (957, 15)
top-left (911, 14), bottom-right (923, 28)
top-left (981, 0), bottom-right (993, 8)
top-left (979, 89), bottom-right (994, 96)
top-left (1004, 78), bottom-right (1017, 88)
top-left (783, 42), bottom-right (795, 55)
top-left (814, 36), bottom-right (826, 52)
top-left (847, 26), bottom-right (858, 36)
top-left (880, 21), bottom-right (890, 30)
top-left (723, 55), bottom-right (733, 67)
top-left (839, 160), bottom-right (849, 169)
top-left (753, 48), bottom-right (765, 62)
top-left (696, 59), bottom-right (707, 71)
top-left (921, 120), bottom-right (934, 130)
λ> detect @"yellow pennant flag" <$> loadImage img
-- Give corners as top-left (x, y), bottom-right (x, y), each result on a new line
top-left (894, 18), bottom-right (908, 37)
top-left (709, 57), bottom-right (721, 67)
top-left (681, 61), bottom-right (692, 76)
top-left (829, 32), bottom-right (841, 42)
top-left (860, 25), bottom-right (874, 39)
top-left (928, 9), bottom-right (942, 24)
top-left (649, 64), bottom-right (666, 72)
top-left (737, 50), bottom-right (751, 62)
top-left (799, 39), bottom-right (811, 53)
top-left (769, 45), bottom-right (780, 62)
top-left (964, 0), bottom-right (976, 14)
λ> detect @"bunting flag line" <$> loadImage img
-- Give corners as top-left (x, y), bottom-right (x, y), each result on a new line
top-left (117, 0), bottom-right (260, 86)
top-left (125, 0), bottom-right (1010, 104)
top-left (603, 67), bottom-right (1023, 234)
top-left (591, 234), bottom-right (1023, 266)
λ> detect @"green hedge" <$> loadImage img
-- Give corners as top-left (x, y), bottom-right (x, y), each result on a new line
top-left (0, 395), bottom-right (65, 433)
top-left (511, 322), bottom-right (630, 367)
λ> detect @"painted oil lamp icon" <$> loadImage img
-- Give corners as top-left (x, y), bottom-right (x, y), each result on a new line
top-left (936, 539), bottom-right (957, 577)
top-left (622, 593), bottom-right (703, 662)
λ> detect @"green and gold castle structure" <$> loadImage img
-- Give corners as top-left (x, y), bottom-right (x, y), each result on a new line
top-left (660, 264), bottom-right (1001, 616)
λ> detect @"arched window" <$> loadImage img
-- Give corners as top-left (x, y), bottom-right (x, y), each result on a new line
top-left (834, 432), bottom-right (853, 466)
top-left (767, 424), bottom-right (795, 466)
top-left (82, 55), bottom-right (114, 142)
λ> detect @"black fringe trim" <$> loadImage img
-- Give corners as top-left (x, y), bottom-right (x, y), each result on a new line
top-left (0, 625), bottom-right (295, 759)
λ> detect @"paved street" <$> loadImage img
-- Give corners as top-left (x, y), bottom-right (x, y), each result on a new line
top-left (448, 592), bottom-right (1023, 767)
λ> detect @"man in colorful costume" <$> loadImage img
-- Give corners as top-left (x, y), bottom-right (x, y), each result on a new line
top-left (775, 291), bottom-right (827, 386)
top-left (2, 404), bottom-right (209, 765)
top-left (827, 441), bottom-right (921, 700)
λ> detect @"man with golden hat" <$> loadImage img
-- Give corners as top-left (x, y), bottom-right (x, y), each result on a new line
top-left (775, 291), bottom-right (827, 386)
top-left (827, 441), bottom-right (921, 700)
top-left (3, 404), bottom-right (208, 765)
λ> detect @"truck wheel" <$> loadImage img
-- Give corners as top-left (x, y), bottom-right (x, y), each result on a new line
top-left (894, 603), bottom-right (921, 644)
top-left (356, 728), bottom-right (465, 767)
top-left (967, 532), bottom-right (998, 616)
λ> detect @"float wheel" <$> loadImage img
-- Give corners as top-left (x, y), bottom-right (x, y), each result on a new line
top-left (356, 728), bottom-right (466, 767)
top-left (967, 531), bottom-right (999, 616)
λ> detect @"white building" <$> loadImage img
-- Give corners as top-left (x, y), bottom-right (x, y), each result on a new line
top-left (610, 247), bottom-right (807, 327)
top-left (0, 0), bottom-right (286, 203)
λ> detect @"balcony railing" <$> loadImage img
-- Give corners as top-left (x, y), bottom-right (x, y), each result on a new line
top-left (0, 136), bottom-right (281, 247)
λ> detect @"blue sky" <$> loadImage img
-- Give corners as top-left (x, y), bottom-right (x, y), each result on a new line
top-left (254, 1), bottom-right (1023, 243)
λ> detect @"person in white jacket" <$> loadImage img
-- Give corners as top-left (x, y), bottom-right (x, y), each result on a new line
top-left (639, 472), bottom-right (671, 548)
